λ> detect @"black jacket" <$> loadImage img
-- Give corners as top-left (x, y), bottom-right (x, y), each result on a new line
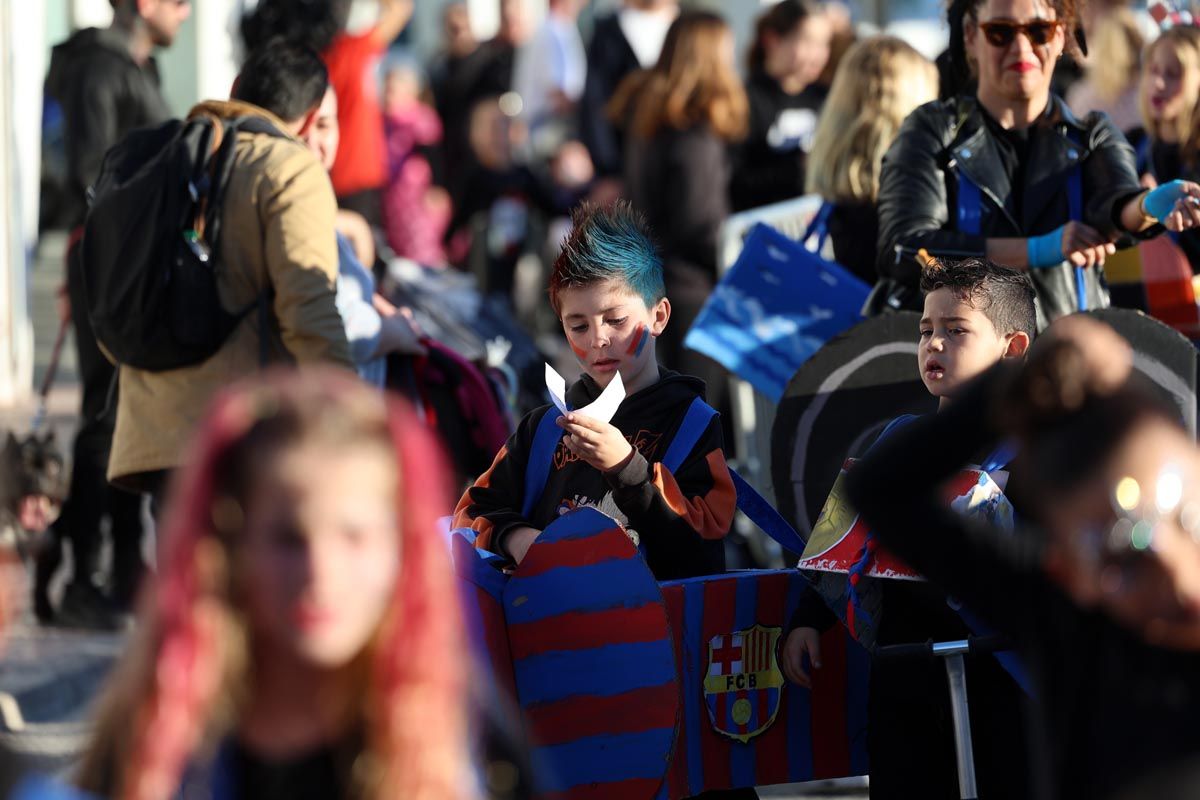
top-left (624, 123), bottom-right (730, 282)
top-left (730, 72), bottom-right (826, 212)
top-left (578, 13), bottom-right (641, 178)
top-left (847, 364), bottom-right (1200, 800)
top-left (45, 27), bottom-right (172, 227)
top-left (877, 94), bottom-right (1148, 327)
top-left (452, 369), bottom-right (734, 581)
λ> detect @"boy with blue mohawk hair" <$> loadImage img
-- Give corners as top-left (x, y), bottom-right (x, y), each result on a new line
top-left (453, 200), bottom-right (736, 580)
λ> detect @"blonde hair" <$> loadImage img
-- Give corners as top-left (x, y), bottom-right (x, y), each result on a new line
top-left (1085, 8), bottom-right (1145, 104)
top-left (1141, 25), bottom-right (1200, 168)
top-left (806, 36), bottom-right (938, 203)
top-left (609, 11), bottom-right (749, 143)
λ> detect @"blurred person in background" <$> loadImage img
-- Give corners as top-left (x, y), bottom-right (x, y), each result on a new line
top-left (611, 11), bottom-right (748, 438)
top-left (731, 0), bottom-right (832, 212)
top-left (76, 369), bottom-right (471, 800)
top-left (816, 1), bottom-right (857, 89)
top-left (877, 0), bottom-right (1200, 325)
top-left (512, 0), bottom-right (587, 160)
top-left (431, 2), bottom-right (485, 208)
top-left (1067, 7), bottom-right (1146, 137)
top-left (302, 85), bottom-right (428, 388)
top-left (242, 0), bottom-right (414, 230)
top-left (579, 0), bottom-right (679, 187)
top-left (806, 36), bottom-right (940, 286)
top-left (37, 0), bottom-right (190, 628)
top-left (382, 55), bottom-right (451, 267)
top-left (474, 0), bottom-right (534, 101)
top-left (1137, 24), bottom-right (1200, 270)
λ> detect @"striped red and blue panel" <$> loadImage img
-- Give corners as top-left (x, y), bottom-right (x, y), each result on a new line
top-left (505, 508), bottom-right (678, 800)
top-left (452, 534), bottom-right (517, 698)
top-left (661, 570), bottom-right (870, 798)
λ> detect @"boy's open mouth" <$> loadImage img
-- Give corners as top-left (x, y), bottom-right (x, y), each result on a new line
top-left (924, 359), bottom-right (945, 380)
top-left (592, 358), bottom-right (620, 372)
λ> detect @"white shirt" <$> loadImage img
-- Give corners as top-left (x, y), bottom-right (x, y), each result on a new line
top-left (618, 6), bottom-right (677, 69)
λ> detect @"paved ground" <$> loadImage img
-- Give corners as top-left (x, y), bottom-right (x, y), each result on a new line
top-left (0, 233), bottom-right (869, 797)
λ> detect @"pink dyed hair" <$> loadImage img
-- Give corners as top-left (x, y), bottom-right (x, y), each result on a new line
top-left (81, 368), bottom-right (469, 800)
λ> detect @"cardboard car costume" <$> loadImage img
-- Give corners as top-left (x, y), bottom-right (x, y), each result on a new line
top-left (454, 508), bottom-right (869, 799)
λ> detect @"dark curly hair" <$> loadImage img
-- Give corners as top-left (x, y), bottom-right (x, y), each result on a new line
top-left (240, 0), bottom-right (352, 56)
top-left (920, 256), bottom-right (1037, 340)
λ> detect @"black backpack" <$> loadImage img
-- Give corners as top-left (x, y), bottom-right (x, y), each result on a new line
top-left (81, 114), bottom-right (284, 371)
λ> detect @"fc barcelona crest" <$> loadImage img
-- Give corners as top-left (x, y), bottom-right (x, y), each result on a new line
top-left (704, 624), bottom-right (785, 743)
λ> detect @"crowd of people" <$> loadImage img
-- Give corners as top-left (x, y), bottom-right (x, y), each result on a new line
top-left (8, 0), bottom-right (1200, 797)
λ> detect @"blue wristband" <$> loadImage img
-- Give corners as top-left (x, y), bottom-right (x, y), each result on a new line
top-left (1143, 179), bottom-right (1190, 223)
top-left (1026, 227), bottom-right (1065, 269)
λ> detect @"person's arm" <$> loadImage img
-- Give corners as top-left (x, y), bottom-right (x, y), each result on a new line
top-left (370, 0), bottom-right (413, 48)
top-left (261, 146), bottom-right (353, 367)
top-left (451, 408), bottom-right (546, 558)
top-left (603, 414), bottom-right (735, 577)
top-left (64, 69), bottom-right (125, 202)
top-left (844, 363), bottom-right (1049, 633)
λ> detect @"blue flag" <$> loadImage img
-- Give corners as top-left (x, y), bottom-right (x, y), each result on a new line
top-left (685, 222), bottom-right (870, 401)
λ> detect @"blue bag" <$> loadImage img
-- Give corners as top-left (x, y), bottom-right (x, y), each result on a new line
top-left (684, 216), bottom-right (870, 401)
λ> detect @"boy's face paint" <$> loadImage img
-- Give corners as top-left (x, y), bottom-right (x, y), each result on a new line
top-left (625, 324), bottom-right (650, 357)
top-left (918, 288), bottom-right (1019, 407)
top-left (558, 280), bottom-right (669, 395)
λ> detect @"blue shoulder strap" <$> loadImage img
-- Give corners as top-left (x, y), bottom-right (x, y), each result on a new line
top-left (666, 398), bottom-right (810, 554)
top-left (523, 407), bottom-right (565, 519)
top-left (957, 136), bottom-right (1087, 311)
top-left (956, 171), bottom-right (985, 236)
top-left (801, 200), bottom-right (835, 252)
top-left (1065, 129), bottom-right (1087, 312)
top-left (661, 398), bottom-right (717, 473)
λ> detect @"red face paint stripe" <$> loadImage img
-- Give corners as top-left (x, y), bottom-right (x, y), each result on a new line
top-left (626, 324), bottom-right (648, 356)
top-left (571, 340), bottom-right (588, 359)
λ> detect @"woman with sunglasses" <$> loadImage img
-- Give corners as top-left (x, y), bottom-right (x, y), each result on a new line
top-left (846, 314), bottom-right (1200, 800)
top-left (876, 0), bottom-right (1200, 328)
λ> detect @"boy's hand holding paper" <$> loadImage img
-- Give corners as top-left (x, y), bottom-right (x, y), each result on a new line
top-left (545, 363), bottom-right (632, 471)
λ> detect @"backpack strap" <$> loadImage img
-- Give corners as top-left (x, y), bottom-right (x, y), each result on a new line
top-left (661, 398), bottom-right (717, 473)
top-left (522, 407), bottom-right (565, 519)
top-left (666, 398), bottom-right (810, 554)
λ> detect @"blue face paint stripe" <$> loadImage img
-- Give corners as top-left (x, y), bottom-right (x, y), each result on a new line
top-left (730, 575), bottom-right (758, 788)
top-left (633, 326), bottom-right (650, 357)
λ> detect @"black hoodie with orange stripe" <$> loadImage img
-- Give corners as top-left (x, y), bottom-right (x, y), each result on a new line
top-left (452, 369), bottom-right (734, 580)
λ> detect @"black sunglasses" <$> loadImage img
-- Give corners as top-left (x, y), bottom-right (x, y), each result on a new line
top-left (978, 19), bottom-right (1063, 47)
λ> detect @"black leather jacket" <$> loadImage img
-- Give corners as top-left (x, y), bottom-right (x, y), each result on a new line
top-left (877, 94), bottom-right (1150, 327)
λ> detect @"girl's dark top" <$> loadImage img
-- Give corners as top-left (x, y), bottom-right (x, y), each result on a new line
top-left (826, 201), bottom-right (880, 286)
top-left (731, 72), bottom-right (827, 212)
top-left (624, 123), bottom-right (731, 281)
top-left (845, 363), bottom-right (1200, 800)
top-left (230, 740), bottom-right (343, 800)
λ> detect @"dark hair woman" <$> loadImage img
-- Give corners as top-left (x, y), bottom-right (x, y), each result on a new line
top-left (876, 0), bottom-right (1200, 328)
top-left (730, 0), bottom-right (832, 211)
top-left (609, 10), bottom-right (748, 424)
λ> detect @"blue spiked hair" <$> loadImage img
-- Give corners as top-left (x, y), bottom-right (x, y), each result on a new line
top-left (549, 201), bottom-right (665, 315)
